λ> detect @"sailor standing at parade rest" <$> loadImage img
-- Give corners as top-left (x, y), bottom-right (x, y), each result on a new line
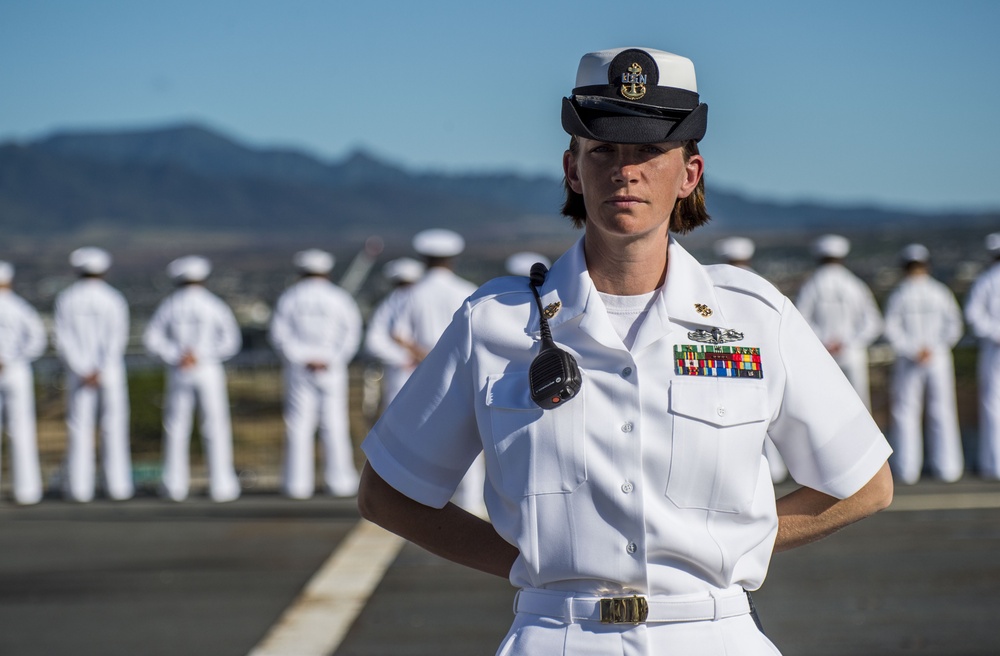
top-left (965, 232), bottom-right (1000, 480)
top-left (143, 255), bottom-right (242, 502)
top-left (359, 46), bottom-right (892, 655)
top-left (363, 257), bottom-right (425, 411)
top-left (0, 261), bottom-right (46, 505)
top-left (269, 249), bottom-right (363, 498)
top-left (884, 244), bottom-right (964, 484)
top-left (795, 234), bottom-right (883, 409)
top-left (54, 247), bottom-right (134, 502)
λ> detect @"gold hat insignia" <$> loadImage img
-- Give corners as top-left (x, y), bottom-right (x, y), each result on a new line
top-left (694, 303), bottom-right (713, 318)
top-left (620, 62), bottom-right (647, 101)
top-left (543, 302), bottom-right (561, 320)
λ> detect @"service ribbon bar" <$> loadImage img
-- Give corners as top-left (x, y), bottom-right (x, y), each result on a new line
top-left (674, 344), bottom-right (763, 379)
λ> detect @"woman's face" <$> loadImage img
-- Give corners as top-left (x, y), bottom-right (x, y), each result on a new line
top-left (563, 138), bottom-right (703, 241)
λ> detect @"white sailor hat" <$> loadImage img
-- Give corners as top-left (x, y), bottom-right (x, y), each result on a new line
top-left (69, 246), bottom-right (112, 275)
top-left (900, 243), bottom-right (930, 264)
top-left (714, 237), bottom-right (755, 263)
top-left (293, 249), bottom-right (334, 275)
top-left (562, 47), bottom-right (708, 144)
top-left (167, 255), bottom-right (212, 283)
top-left (383, 257), bottom-right (424, 283)
top-left (505, 252), bottom-right (551, 277)
top-left (0, 261), bottom-right (13, 285)
top-left (812, 234), bottom-right (851, 259)
top-left (986, 232), bottom-right (1000, 255)
top-left (412, 229), bottom-right (465, 258)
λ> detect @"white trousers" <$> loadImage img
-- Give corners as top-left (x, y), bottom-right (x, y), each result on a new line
top-left (0, 363), bottom-right (43, 504)
top-left (889, 353), bottom-right (964, 484)
top-left (978, 342), bottom-right (1000, 479)
top-left (63, 367), bottom-right (133, 502)
top-left (281, 366), bottom-right (359, 498)
top-left (497, 607), bottom-right (780, 655)
top-left (160, 364), bottom-right (240, 502)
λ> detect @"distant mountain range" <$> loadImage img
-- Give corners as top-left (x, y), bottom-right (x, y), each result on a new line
top-left (1, 123), bottom-right (996, 242)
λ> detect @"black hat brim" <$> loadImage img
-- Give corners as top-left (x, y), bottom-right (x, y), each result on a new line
top-left (561, 98), bottom-right (708, 144)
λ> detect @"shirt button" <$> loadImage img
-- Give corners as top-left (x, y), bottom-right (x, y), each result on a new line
top-left (621, 366), bottom-right (633, 377)
top-left (626, 542), bottom-right (637, 554)
top-left (621, 482), bottom-right (634, 494)
top-left (621, 422), bottom-right (633, 433)
top-left (716, 405), bottom-right (726, 418)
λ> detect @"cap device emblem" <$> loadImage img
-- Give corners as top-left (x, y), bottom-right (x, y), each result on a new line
top-left (620, 62), bottom-right (647, 100)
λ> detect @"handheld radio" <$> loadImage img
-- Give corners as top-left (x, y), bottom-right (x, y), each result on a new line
top-left (527, 263), bottom-right (582, 409)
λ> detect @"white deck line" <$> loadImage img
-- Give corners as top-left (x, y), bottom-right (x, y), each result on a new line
top-left (246, 519), bottom-right (405, 656)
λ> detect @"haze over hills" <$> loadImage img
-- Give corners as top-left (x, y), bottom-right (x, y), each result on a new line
top-left (2, 123), bottom-right (996, 247)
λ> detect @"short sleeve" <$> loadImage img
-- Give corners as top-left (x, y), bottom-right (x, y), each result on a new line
top-left (768, 298), bottom-right (892, 499)
top-left (361, 301), bottom-right (482, 508)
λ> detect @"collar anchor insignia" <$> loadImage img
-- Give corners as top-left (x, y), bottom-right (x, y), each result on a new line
top-left (687, 327), bottom-right (745, 345)
top-left (694, 303), bottom-right (713, 317)
top-left (542, 302), bottom-right (561, 320)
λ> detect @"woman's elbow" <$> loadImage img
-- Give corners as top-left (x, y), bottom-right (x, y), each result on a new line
top-left (868, 461), bottom-right (894, 513)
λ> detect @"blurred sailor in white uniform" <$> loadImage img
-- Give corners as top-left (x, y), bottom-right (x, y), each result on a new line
top-left (394, 229), bottom-right (485, 516)
top-left (965, 232), bottom-right (1000, 479)
top-left (0, 261), bottom-right (46, 505)
top-left (54, 247), bottom-right (134, 501)
top-left (715, 237), bottom-right (788, 483)
top-left (884, 244), bottom-right (964, 484)
top-left (269, 249), bottom-right (363, 498)
top-left (504, 251), bottom-right (551, 277)
top-left (795, 235), bottom-right (883, 409)
top-left (144, 256), bottom-right (242, 502)
top-left (363, 257), bottom-right (424, 411)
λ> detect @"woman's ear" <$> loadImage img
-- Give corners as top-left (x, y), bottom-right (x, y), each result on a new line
top-left (677, 153), bottom-right (704, 199)
top-left (563, 149), bottom-right (583, 194)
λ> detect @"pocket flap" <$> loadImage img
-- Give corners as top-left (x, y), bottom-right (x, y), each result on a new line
top-left (669, 378), bottom-right (769, 427)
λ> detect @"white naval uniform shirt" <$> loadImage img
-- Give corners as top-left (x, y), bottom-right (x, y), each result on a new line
top-left (363, 237), bottom-right (890, 596)
top-left (0, 290), bottom-right (46, 368)
top-left (390, 267), bottom-right (477, 352)
top-left (884, 276), bottom-right (963, 359)
top-left (795, 263), bottom-right (883, 355)
top-left (965, 262), bottom-right (1000, 345)
top-left (269, 277), bottom-right (362, 374)
top-left (54, 279), bottom-right (129, 377)
top-left (143, 286), bottom-right (241, 366)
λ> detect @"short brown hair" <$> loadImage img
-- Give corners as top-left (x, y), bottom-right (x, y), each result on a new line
top-left (560, 137), bottom-right (710, 234)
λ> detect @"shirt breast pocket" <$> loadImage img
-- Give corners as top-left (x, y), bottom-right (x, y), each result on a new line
top-left (666, 378), bottom-right (770, 513)
top-left (486, 372), bottom-right (587, 497)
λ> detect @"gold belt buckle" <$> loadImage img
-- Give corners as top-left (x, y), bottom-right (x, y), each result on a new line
top-left (599, 595), bottom-right (649, 624)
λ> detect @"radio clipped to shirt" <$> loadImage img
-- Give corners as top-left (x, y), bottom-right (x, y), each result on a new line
top-left (528, 263), bottom-right (582, 409)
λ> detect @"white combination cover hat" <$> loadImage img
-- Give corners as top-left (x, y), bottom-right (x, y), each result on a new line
top-left (167, 255), bottom-right (212, 283)
top-left (986, 232), bottom-right (1000, 255)
top-left (505, 252), bottom-right (551, 277)
top-left (293, 249), bottom-right (335, 275)
top-left (0, 261), bottom-right (13, 285)
top-left (714, 237), bottom-right (756, 263)
top-left (812, 234), bottom-right (851, 259)
top-left (383, 257), bottom-right (424, 283)
top-left (412, 229), bottom-right (465, 258)
top-left (70, 246), bottom-right (112, 274)
top-left (899, 243), bottom-right (930, 264)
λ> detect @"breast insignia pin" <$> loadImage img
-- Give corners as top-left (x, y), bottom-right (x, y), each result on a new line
top-left (543, 302), bottom-right (561, 320)
top-left (694, 303), bottom-right (713, 317)
top-left (687, 327), bottom-right (745, 345)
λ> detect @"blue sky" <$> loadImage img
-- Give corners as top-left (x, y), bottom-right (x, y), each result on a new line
top-left (2, 0), bottom-right (999, 211)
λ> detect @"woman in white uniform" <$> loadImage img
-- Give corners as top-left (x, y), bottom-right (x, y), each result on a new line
top-left (54, 247), bottom-right (134, 502)
top-left (270, 249), bottom-right (363, 498)
top-left (144, 256), bottom-right (242, 502)
top-left (0, 261), bottom-right (46, 505)
top-left (358, 47), bottom-right (893, 655)
top-left (884, 244), bottom-right (965, 484)
top-left (965, 233), bottom-right (1000, 479)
